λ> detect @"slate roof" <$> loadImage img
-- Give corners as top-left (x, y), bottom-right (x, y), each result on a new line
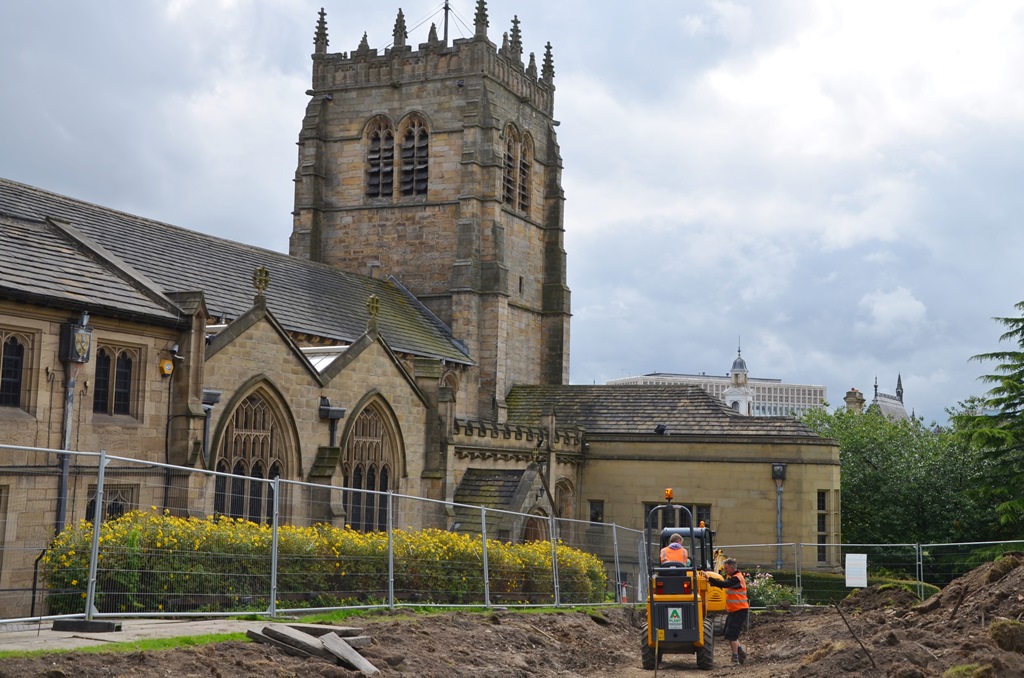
top-left (0, 178), bottom-right (472, 364)
top-left (0, 217), bottom-right (183, 325)
top-left (452, 468), bottom-right (530, 535)
top-left (870, 393), bottom-right (909, 421)
top-left (505, 384), bottom-right (826, 438)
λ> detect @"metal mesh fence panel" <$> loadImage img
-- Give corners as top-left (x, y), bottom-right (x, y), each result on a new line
top-left (0, 445), bottom-right (101, 621)
top-left (921, 540), bottom-right (1024, 588)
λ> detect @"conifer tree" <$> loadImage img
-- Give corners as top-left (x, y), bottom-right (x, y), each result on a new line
top-left (954, 300), bottom-right (1024, 533)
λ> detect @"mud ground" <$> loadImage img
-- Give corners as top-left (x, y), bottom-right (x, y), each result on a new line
top-left (2, 555), bottom-right (1023, 678)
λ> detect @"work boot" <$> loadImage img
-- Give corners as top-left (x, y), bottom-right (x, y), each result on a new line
top-left (738, 646), bottom-right (747, 664)
top-left (732, 653), bottom-right (739, 663)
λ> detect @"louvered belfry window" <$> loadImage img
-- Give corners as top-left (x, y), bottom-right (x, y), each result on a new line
top-left (366, 119), bottom-right (395, 198)
top-left (400, 118), bottom-right (429, 196)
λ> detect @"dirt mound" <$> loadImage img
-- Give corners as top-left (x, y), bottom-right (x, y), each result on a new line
top-left (780, 554), bottom-right (1024, 678)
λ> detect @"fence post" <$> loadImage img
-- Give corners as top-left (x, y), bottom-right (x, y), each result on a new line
top-left (387, 491), bottom-right (395, 610)
top-left (793, 543), bottom-right (802, 606)
top-left (85, 450), bottom-right (107, 619)
top-left (916, 544), bottom-right (924, 601)
top-left (268, 476), bottom-right (280, 617)
top-left (549, 515), bottom-right (561, 606)
top-left (481, 507), bottom-right (491, 608)
top-left (612, 523), bottom-right (623, 603)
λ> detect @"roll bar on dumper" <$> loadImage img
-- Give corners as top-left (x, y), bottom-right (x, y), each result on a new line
top-left (640, 488), bottom-right (727, 671)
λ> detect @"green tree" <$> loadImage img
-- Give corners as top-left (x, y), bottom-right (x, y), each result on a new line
top-left (802, 407), bottom-right (989, 545)
top-left (952, 301), bottom-right (1024, 535)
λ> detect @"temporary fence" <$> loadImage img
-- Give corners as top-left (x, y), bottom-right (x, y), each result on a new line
top-left (3, 444), bottom-right (1022, 625)
top-left (0, 444), bottom-right (645, 624)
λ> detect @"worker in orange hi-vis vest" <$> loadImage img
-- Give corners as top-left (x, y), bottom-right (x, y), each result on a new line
top-left (709, 557), bottom-right (749, 664)
top-left (659, 533), bottom-right (689, 565)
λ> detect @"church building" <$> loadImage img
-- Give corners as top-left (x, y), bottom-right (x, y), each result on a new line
top-left (0, 3), bottom-right (840, 617)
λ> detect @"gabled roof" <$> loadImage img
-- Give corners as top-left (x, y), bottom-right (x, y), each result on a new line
top-left (0, 178), bottom-right (472, 364)
top-left (506, 384), bottom-right (825, 438)
top-left (0, 214), bottom-right (185, 325)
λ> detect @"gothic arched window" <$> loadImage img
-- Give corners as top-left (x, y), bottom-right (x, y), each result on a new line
top-left (93, 345), bottom-right (139, 416)
top-left (366, 118), bottom-right (395, 198)
top-left (0, 333), bottom-right (27, 409)
top-left (501, 126), bottom-right (532, 215)
top-left (213, 393), bottom-right (284, 524)
top-left (341, 404), bottom-right (397, 532)
top-left (399, 117), bottom-right (429, 196)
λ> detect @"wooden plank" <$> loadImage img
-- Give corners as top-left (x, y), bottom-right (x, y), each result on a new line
top-left (262, 624), bottom-right (338, 663)
top-left (285, 623), bottom-right (364, 638)
top-left (320, 631), bottom-right (380, 676)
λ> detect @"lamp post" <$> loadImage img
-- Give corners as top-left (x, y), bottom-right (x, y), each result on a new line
top-left (771, 463), bottom-right (787, 569)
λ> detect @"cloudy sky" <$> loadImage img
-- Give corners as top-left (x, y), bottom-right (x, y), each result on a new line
top-left (3, 1), bottom-right (1022, 424)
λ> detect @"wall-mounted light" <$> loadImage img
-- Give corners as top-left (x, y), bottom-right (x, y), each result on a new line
top-left (654, 424), bottom-right (667, 435)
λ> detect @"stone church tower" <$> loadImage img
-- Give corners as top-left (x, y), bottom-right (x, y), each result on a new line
top-left (290, 3), bottom-right (571, 421)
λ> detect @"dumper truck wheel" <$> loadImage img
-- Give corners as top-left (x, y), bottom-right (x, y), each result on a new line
top-left (696, 616), bottom-right (715, 670)
top-left (640, 623), bottom-right (657, 670)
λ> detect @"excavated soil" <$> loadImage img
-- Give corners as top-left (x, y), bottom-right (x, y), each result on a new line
top-left (2, 555), bottom-right (1024, 677)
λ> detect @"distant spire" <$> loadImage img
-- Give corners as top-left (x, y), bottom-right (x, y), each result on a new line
top-left (509, 16), bottom-right (523, 64)
top-left (474, 0), bottom-right (489, 39)
top-left (526, 52), bottom-right (537, 79)
top-left (356, 31), bottom-right (370, 56)
top-left (896, 373), bottom-right (904, 403)
top-left (393, 8), bottom-right (407, 47)
top-left (541, 42), bottom-right (555, 83)
top-left (314, 7), bottom-right (329, 55)
top-left (874, 376), bottom-right (879, 399)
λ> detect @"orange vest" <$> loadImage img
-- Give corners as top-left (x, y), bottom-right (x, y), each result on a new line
top-left (725, 571), bottom-right (749, 612)
top-left (660, 543), bottom-right (688, 564)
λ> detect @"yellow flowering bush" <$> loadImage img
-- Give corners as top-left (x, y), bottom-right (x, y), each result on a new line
top-left (42, 511), bottom-right (607, 614)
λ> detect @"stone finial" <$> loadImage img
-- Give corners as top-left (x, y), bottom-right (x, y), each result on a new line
top-left (366, 294), bottom-right (381, 333)
top-left (509, 16), bottom-right (523, 65)
top-left (252, 266), bottom-right (270, 304)
top-left (474, 0), bottom-right (489, 39)
top-left (393, 8), bottom-right (407, 47)
top-left (500, 31), bottom-right (509, 55)
top-left (428, 22), bottom-right (439, 44)
top-left (526, 52), bottom-right (537, 79)
top-left (356, 32), bottom-right (370, 56)
top-left (314, 7), bottom-right (329, 54)
top-left (541, 42), bottom-right (555, 84)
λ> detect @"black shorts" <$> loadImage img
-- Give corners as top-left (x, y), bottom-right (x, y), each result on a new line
top-left (723, 608), bottom-right (748, 641)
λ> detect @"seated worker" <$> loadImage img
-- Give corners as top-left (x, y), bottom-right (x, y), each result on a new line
top-left (659, 533), bottom-right (689, 565)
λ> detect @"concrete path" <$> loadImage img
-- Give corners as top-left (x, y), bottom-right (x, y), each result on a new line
top-left (0, 618), bottom-right (269, 653)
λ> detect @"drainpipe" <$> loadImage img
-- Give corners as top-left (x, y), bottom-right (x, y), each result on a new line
top-left (55, 312), bottom-right (92, 535)
top-left (772, 463), bottom-right (787, 570)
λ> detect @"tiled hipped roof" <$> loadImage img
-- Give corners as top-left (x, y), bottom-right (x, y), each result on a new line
top-left (0, 178), bottom-right (472, 364)
top-left (506, 384), bottom-right (824, 438)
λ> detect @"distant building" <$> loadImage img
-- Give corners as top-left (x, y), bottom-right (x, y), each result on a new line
top-left (844, 376), bottom-right (909, 420)
top-left (608, 348), bottom-right (827, 417)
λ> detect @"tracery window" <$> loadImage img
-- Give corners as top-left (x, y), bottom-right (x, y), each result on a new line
top-left (341, 404), bottom-right (396, 532)
top-left (214, 393), bottom-right (284, 524)
top-left (365, 115), bottom-right (429, 199)
top-left (399, 117), bottom-right (429, 196)
top-left (366, 118), bottom-right (395, 198)
top-left (86, 484), bottom-right (138, 521)
top-left (0, 332), bottom-right (28, 408)
top-left (501, 126), bottom-right (532, 215)
top-left (93, 345), bottom-right (139, 416)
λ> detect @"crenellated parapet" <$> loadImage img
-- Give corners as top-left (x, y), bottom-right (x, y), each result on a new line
top-left (309, 6), bottom-right (555, 116)
top-left (451, 417), bottom-right (583, 465)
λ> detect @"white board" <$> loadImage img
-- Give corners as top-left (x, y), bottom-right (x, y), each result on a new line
top-left (845, 553), bottom-right (868, 587)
